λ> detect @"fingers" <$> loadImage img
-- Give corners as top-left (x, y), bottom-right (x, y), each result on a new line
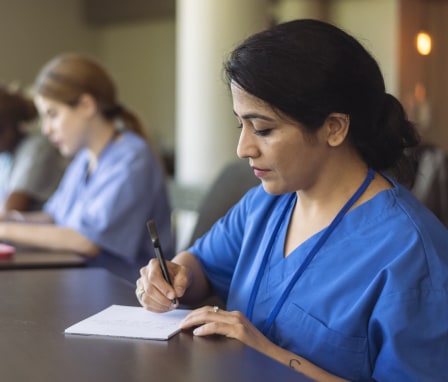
top-left (137, 259), bottom-right (176, 311)
top-left (180, 306), bottom-right (244, 337)
top-left (136, 259), bottom-right (190, 312)
top-left (180, 306), bottom-right (267, 351)
top-left (180, 305), bottom-right (237, 327)
top-left (136, 276), bottom-right (175, 312)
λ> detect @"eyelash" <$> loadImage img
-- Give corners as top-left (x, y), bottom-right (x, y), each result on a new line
top-left (236, 123), bottom-right (272, 137)
top-left (254, 129), bottom-right (272, 137)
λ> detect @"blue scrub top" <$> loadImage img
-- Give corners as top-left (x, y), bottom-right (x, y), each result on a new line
top-left (189, 179), bottom-right (448, 381)
top-left (45, 131), bottom-right (173, 282)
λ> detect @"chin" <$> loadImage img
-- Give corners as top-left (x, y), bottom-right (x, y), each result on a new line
top-left (59, 146), bottom-right (75, 157)
top-left (260, 181), bottom-right (290, 195)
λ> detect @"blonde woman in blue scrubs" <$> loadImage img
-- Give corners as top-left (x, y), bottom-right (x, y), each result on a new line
top-left (137, 20), bottom-right (448, 381)
top-left (0, 54), bottom-right (173, 281)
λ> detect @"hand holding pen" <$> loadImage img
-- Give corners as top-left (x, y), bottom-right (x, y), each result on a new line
top-left (136, 220), bottom-right (190, 312)
top-left (147, 220), bottom-right (177, 305)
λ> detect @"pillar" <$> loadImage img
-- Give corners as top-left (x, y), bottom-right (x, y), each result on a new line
top-left (175, 0), bottom-right (269, 189)
top-left (174, 0), bottom-right (269, 248)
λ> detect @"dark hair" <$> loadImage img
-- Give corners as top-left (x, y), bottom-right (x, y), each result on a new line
top-left (225, 19), bottom-right (419, 185)
top-left (0, 86), bottom-right (37, 128)
top-left (34, 53), bottom-right (148, 141)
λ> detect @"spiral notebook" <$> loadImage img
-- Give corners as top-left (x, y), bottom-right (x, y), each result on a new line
top-left (65, 305), bottom-right (190, 340)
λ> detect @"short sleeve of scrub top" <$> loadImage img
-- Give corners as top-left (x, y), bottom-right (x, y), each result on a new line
top-left (45, 131), bottom-right (173, 279)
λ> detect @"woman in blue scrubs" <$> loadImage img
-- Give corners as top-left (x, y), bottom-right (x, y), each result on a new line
top-left (0, 54), bottom-right (173, 281)
top-left (136, 20), bottom-right (448, 381)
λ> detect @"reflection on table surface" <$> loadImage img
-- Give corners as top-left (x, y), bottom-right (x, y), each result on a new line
top-left (0, 268), bottom-right (310, 382)
top-left (0, 245), bottom-right (85, 269)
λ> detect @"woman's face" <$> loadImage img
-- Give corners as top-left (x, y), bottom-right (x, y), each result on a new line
top-left (34, 95), bottom-right (90, 157)
top-left (232, 83), bottom-right (330, 195)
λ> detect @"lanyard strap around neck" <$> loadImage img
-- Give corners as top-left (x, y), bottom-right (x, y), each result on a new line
top-left (246, 169), bottom-right (375, 335)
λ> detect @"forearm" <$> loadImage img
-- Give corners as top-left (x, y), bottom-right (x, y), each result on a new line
top-left (172, 251), bottom-right (212, 304)
top-left (1, 210), bottom-right (54, 224)
top-left (0, 223), bottom-right (100, 256)
top-left (261, 342), bottom-right (348, 382)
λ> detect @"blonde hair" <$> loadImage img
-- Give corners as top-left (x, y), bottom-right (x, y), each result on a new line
top-left (33, 53), bottom-right (148, 140)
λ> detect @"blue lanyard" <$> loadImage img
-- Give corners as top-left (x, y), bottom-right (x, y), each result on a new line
top-left (246, 169), bottom-right (375, 335)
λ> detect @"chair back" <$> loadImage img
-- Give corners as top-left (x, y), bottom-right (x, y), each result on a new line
top-left (188, 160), bottom-right (260, 246)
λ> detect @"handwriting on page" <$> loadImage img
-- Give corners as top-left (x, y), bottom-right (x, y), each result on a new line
top-left (65, 305), bottom-right (190, 340)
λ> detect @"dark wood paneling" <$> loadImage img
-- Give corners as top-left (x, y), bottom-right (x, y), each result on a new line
top-left (399, 0), bottom-right (448, 151)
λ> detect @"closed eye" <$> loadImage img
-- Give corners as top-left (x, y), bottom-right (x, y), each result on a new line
top-left (236, 123), bottom-right (272, 137)
top-left (254, 128), bottom-right (272, 137)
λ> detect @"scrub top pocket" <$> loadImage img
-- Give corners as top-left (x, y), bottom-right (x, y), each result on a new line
top-left (273, 302), bottom-right (369, 381)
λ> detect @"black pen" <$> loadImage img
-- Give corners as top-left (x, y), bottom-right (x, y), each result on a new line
top-left (146, 220), bottom-right (178, 305)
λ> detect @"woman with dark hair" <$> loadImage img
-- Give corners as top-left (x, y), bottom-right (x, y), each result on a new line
top-left (0, 86), bottom-right (66, 212)
top-left (137, 20), bottom-right (447, 381)
top-left (0, 54), bottom-right (173, 282)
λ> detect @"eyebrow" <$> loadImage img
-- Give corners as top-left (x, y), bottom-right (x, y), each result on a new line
top-left (233, 111), bottom-right (275, 122)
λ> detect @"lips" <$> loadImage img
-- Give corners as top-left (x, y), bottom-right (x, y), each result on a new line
top-left (252, 166), bottom-right (271, 177)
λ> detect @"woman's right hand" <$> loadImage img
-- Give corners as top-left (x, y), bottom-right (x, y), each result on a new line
top-left (136, 258), bottom-right (192, 313)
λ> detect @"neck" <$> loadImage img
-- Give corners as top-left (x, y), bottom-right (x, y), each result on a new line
top-left (86, 119), bottom-right (118, 170)
top-left (296, 156), bottom-right (370, 220)
top-left (286, 161), bottom-right (367, 255)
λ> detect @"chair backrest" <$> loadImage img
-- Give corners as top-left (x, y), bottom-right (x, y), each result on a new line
top-left (188, 160), bottom-right (260, 246)
top-left (411, 145), bottom-right (448, 227)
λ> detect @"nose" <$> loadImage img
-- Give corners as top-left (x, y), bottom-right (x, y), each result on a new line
top-left (237, 126), bottom-right (259, 159)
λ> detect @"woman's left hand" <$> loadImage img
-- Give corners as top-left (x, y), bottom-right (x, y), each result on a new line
top-left (180, 305), bottom-right (272, 352)
top-left (181, 306), bottom-right (349, 381)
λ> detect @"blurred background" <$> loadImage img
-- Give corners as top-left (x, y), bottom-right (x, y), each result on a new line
top-left (1, 0), bottom-right (446, 247)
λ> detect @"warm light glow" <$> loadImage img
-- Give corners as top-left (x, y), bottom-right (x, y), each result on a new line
top-left (416, 31), bottom-right (432, 55)
top-left (414, 82), bottom-right (427, 103)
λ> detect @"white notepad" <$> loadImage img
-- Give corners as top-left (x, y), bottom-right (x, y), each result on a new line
top-left (65, 305), bottom-right (190, 340)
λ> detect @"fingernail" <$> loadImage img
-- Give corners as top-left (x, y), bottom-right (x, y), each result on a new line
top-left (193, 328), bottom-right (200, 335)
top-left (167, 291), bottom-right (175, 300)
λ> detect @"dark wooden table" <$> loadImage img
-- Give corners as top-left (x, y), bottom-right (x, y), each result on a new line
top-left (0, 248), bottom-right (85, 270)
top-left (0, 269), bottom-right (311, 382)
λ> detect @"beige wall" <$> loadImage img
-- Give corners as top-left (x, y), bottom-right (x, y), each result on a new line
top-left (274, 0), bottom-right (400, 95)
top-left (327, 0), bottom-right (400, 95)
top-left (0, 0), bottom-right (98, 86)
top-left (97, 19), bottom-right (176, 150)
top-left (0, 1), bottom-right (175, 150)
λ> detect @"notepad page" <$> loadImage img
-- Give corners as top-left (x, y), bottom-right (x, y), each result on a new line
top-left (65, 305), bottom-right (190, 340)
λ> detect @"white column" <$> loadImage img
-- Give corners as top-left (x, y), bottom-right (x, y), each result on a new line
top-left (175, 0), bottom-right (268, 188)
top-left (174, 0), bottom-right (268, 249)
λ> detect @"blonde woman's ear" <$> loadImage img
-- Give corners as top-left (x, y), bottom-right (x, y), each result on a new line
top-left (76, 93), bottom-right (98, 117)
